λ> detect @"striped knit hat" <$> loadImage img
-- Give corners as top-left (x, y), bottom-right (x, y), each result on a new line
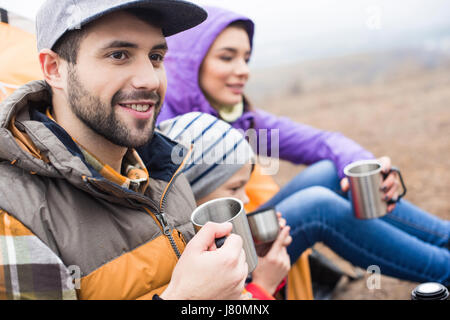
top-left (157, 112), bottom-right (255, 200)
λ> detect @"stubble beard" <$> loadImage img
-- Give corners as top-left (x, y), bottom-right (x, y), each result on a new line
top-left (67, 65), bottom-right (160, 148)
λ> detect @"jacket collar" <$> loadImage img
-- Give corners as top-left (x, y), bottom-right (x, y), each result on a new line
top-left (0, 81), bottom-right (190, 208)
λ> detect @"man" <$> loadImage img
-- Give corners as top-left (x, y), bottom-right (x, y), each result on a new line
top-left (0, 0), bottom-right (248, 300)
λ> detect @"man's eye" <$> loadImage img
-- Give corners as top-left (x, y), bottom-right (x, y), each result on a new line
top-left (109, 51), bottom-right (128, 60)
top-left (150, 53), bottom-right (164, 62)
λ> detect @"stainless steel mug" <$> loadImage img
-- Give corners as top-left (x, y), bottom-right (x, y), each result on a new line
top-left (191, 197), bottom-right (258, 273)
top-left (247, 207), bottom-right (279, 257)
top-left (411, 282), bottom-right (449, 300)
top-left (344, 159), bottom-right (407, 219)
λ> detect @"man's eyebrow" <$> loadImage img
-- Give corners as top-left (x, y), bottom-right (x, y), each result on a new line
top-left (100, 40), bottom-right (168, 51)
top-left (101, 40), bottom-right (138, 50)
top-left (153, 42), bottom-right (168, 51)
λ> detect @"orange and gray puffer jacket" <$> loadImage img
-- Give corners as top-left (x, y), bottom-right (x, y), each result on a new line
top-left (0, 80), bottom-right (197, 299)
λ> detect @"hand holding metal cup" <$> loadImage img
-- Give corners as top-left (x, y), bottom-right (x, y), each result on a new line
top-left (344, 159), bottom-right (407, 219)
top-left (246, 207), bottom-right (280, 257)
top-left (190, 197), bottom-right (258, 273)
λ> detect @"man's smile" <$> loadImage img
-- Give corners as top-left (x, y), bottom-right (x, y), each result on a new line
top-left (119, 102), bottom-right (154, 112)
top-left (118, 102), bottom-right (155, 119)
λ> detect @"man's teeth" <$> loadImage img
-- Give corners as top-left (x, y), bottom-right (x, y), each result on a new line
top-left (122, 104), bottom-right (151, 112)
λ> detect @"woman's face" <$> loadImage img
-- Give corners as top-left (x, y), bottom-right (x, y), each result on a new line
top-left (199, 26), bottom-right (251, 109)
top-left (196, 163), bottom-right (252, 206)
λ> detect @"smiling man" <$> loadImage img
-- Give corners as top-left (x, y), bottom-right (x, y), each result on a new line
top-left (0, 0), bottom-right (249, 300)
top-left (44, 9), bottom-right (169, 172)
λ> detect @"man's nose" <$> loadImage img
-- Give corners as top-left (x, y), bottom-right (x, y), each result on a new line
top-left (131, 59), bottom-right (160, 90)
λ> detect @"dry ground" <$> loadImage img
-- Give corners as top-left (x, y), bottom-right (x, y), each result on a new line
top-left (250, 54), bottom-right (450, 299)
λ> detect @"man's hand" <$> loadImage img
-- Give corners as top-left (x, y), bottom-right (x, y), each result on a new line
top-left (251, 213), bottom-right (292, 295)
top-left (341, 156), bottom-right (401, 213)
top-left (160, 222), bottom-right (248, 300)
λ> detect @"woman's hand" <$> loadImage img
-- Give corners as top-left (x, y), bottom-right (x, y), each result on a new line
top-left (251, 212), bottom-right (292, 295)
top-left (340, 156), bottom-right (401, 213)
top-left (377, 156), bottom-right (401, 212)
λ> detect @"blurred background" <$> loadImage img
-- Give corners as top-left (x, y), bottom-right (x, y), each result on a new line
top-left (1, 0), bottom-right (449, 299)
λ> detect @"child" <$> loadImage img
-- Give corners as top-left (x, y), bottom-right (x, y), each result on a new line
top-left (156, 112), bottom-right (450, 299)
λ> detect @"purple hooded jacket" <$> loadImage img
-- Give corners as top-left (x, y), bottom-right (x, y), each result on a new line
top-left (157, 5), bottom-right (374, 179)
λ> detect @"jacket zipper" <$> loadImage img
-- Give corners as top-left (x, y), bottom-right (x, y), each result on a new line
top-left (157, 145), bottom-right (193, 259)
top-left (82, 145), bottom-right (192, 260)
top-left (155, 211), bottom-right (182, 258)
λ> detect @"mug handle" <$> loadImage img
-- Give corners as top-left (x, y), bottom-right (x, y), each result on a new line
top-left (382, 166), bottom-right (407, 204)
top-left (215, 236), bottom-right (227, 248)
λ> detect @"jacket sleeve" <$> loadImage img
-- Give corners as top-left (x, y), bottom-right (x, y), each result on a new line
top-left (245, 282), bottom-right (276, 300)
top-left (0, 210), bottom-right (77, 300)
top-left (253, 109), bottom-right (375, 179)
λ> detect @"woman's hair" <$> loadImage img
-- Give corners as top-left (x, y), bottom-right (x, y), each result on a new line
top-left (228, 20), bottom-right (250, 31)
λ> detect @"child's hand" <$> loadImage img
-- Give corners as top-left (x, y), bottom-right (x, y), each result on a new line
top-left (251, 213), bottom-right (292, 295)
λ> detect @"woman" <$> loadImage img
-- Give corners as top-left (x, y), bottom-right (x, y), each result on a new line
top-left (158, 5), bottom-right (403, 214)
top-left (157, 5), bottom-right (449, 255)
top-left (157, 112), bottom-right (450, 299)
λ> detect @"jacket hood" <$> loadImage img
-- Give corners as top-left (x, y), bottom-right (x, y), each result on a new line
top-left (0, 81), bottom-right (71, 179)
top-left (158, 6), bottom-right (254, 122)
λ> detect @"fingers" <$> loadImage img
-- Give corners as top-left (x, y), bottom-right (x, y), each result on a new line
top-left (378, 156), bottom-right (401, 211)
top-left (384, 179), bottom-right (399, 201)
top-left (190, 222), bottom-right (232, 252)
top-left (270, 225), bottom-right (291, 253)
top-left (238, 247), bottom-right (247, 274)
top-left (281, 226), bottom-right (292, 246)
top-left (214, 234), bottom-right (248, 294)
top-left (279, 246), bottom-right (291, 270)
top-left (235, 259), bottom-right (248, 296)
top-left (283, 230), bottom-right (293, 247)
top-left (220, 233), bottom-right (245, 262)
top-left (340, 177), bottom-right (350, 192)
top-left (378, 156), bottom-right (392, 174)
top-left (229, 247), bottom-right (248, 296)
top-left (387, 203), bottom-right (396, 213)
top-left (278, 217), bottom-right (286, 228)
top-left (381, 171), bottom-right (397, 190)
top-left (381, 171), bottom-right (400, 202)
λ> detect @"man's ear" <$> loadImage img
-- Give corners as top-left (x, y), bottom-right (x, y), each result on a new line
top-left (39, 49), bottom-right (66, 90)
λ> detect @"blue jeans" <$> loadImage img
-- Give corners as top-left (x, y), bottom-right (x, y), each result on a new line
top-left (262, 160), bottom-right (450, 286)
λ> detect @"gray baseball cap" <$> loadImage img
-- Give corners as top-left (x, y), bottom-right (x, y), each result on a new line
top-left (36, 0), bottom-right (207, 51)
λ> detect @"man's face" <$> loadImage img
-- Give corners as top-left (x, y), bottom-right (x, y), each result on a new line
top-left (64, 11), bottom-right (168, 148)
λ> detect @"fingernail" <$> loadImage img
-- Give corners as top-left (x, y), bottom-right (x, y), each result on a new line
top-left (384, 195), bottom-right (389, 201)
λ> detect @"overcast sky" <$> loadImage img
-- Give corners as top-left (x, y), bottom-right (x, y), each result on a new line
top-left (1, 0), bottom-right (449, 67)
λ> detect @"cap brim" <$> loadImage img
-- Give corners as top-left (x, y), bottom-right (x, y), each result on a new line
top-left (80, 0), bottom-right (207, 37)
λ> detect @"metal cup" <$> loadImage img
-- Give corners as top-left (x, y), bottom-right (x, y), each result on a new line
top-left (344, 159), bottom-right (407, 219)
top-left (191, 197), bottom-right (258, 273)
top-left (247, 207), bottom-right (280, 257)
top-left (411, 282), bottom-right (449, 300)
